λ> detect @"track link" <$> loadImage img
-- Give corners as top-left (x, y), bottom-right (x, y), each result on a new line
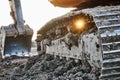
top-left (92, 5), bottom-right (120, 80)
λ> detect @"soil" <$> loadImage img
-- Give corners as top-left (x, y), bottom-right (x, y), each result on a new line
top-left (0, 54), bottom-right (100, 80)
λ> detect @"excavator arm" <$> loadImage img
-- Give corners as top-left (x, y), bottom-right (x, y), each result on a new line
top-left (0, 0), bottom-right (33, 58)
top-left (9, 0), bottom-right (25, 35)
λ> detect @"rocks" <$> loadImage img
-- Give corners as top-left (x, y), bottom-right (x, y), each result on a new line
top-left (0, 54), bottom-right (100, 80)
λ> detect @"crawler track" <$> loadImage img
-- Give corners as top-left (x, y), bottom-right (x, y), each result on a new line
top-left (86, 5), bottom-right (120, 80)
top-left (37, 5), bottom-right (120, 80)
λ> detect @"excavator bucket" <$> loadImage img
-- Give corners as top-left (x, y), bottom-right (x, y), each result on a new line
top-left (0, 24), bottom-right (33, 58)
top-left (0, 0), bottom-right (33, 58)
top-left (4, 35), bottom-right (32, 56)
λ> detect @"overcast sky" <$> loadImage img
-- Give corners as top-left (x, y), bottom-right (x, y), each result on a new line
top-left (0, 0), bottom-right (72, 40)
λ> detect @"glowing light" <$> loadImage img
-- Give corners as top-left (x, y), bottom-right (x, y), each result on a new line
top-left (74, 19), bottom-right (86, 30)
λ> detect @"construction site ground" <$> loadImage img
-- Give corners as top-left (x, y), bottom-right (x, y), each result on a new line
top-left (0, 52), bottom-right (100, 80)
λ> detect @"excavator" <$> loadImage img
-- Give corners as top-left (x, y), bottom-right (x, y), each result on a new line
top-left (36, 0), bottom-right (120, 80)
top-left (0, 0), bottom-right (33, 59)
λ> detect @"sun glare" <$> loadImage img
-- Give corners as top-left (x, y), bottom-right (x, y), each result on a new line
top-left (74, 19), bottom-right (86, 30)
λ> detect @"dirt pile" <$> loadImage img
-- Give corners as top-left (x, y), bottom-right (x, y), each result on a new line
top-left (0, 54), bottom-right (100, 80)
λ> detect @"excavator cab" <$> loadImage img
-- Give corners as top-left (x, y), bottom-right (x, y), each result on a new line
top-left (0, 0), bottom-right (33, 58)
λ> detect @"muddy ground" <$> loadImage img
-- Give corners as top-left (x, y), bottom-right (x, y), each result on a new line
top-left (0, 54), bottom-right (100, 80)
